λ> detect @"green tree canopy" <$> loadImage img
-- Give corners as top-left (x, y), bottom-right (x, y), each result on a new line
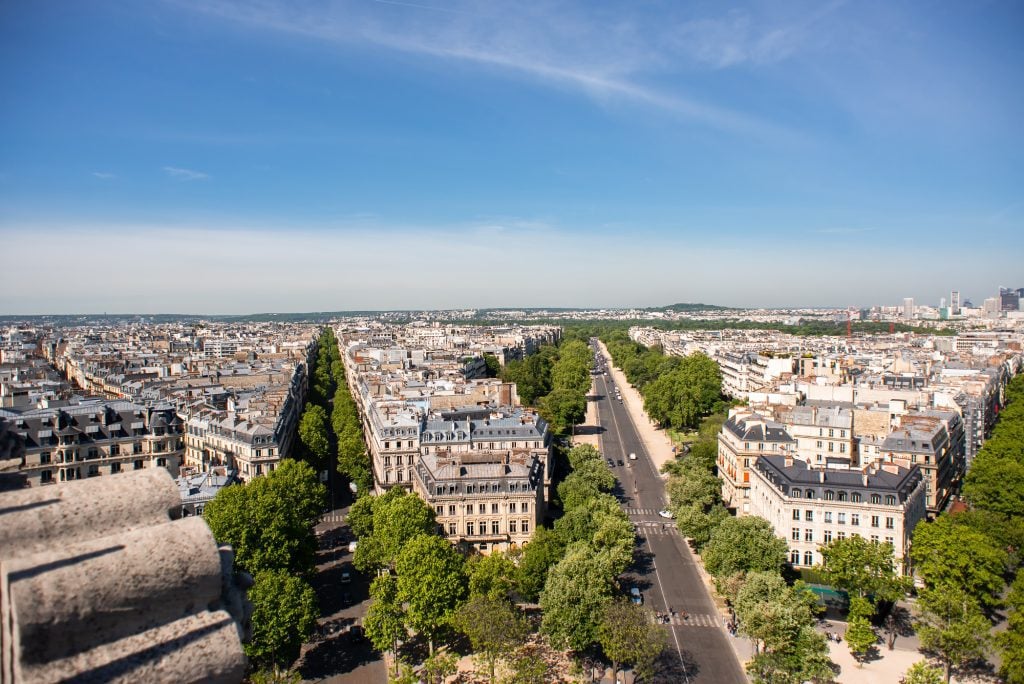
top-left (998, 573), bottom-right (1024, 684)
top-left (395, 534), bottom-right (468, 655)
top-left (466, 551), bottom-right (517, 603)
top-left (597, 600), bottom-right (666, 684)
top-left (246, 570), bottom-right (319, 668)
top-left (910, 514), bottom-right (1008, 608)
top-left (515, 526), bottom-right (566, 602)
top-left (354, 488), bottom-right (438, 573)
top-left (364, 574), bottom-right (406, 678)
top-left (818, 536), bottom-right (910, 609)
top-left (915, 587), bottom-right (991, 684)
top-left (297, 404), bottom-right (330, 470)
top-left (539, 543), bottom-right (616, 652)
top-left (703, 516), bottom-right (788, 580)
top-left (566, 443), bottom-right (603, 470)
top-left (455, 596), bottom-right (528, 683)
top-left (903, 661), bottom-right (944, 684)
top-left (203, 458), bottom-right (325, 575)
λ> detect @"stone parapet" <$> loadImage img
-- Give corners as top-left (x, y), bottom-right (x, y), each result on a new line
top-left (0, 469), bottom-right (249, 684)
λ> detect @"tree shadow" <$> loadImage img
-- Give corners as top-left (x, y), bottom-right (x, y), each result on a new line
top-left (647, 648), bottom-right (699, 683)
top-left (298, 621), bottom-right (376, 679)
top-left (311, 562), bottom-right (366, 616)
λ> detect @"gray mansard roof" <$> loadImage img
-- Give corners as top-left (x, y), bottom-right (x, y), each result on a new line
top-left (723, 413), bottom-right (795, 443)
top-left (755, 455), bottom-right (922, 503)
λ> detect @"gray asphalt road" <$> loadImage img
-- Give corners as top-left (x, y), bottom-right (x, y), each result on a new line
top-left (592, 345), bottom-right (748, 684)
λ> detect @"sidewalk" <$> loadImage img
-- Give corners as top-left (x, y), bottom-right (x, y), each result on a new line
top-left (596, 341), bottom-right (676, 475)
top-left (571, 377), bottom-right (601, 450)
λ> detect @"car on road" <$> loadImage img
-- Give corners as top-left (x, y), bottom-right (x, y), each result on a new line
top-left (607, 458), bottom-right (615, 468)
top-left (630, 587), bottom-right (643, 605)
top-left (658, 509), bottom-right (674, 519)
top-left (629, 452), bottom-right (637, 460)
top-left (341, 570), bottom-right (351, 583)
top-left (617, 459), bottom-right (624, 466)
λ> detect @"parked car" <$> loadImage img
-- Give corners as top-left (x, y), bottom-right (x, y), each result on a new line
top-left (630, 587), bottom-right (643, 605)
top-left (629, 452), bottom-right (637, 460)
top-left (617, 459), bottom-right (624, 466)
top-left (341, 570), bottom-right (351, 583)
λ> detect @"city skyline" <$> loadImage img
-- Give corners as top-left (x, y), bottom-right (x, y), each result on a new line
top-left (1, 1), bottom-right (1022, 313)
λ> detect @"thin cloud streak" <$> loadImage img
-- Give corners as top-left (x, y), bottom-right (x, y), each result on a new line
top-left (176, 0), bottom-right (797, 140)
top-left (163, 166), bottom-right (210, 181)
top-left (91, 172), bottom-right (116, 180)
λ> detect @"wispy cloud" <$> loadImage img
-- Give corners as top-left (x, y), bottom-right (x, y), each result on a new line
top-left (171, 1), bottom-right (802, 140)
top-left (163, 166), bottom-right (209, 181)
top-left (811, 227), bottom-right (876, 235)
top-left (91, 172), bottom-right (116, 180)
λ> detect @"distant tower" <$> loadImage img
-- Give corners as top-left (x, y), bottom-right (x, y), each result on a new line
top-left (902, 297), bottom-right (915, 319)
top-left (950, 290), bottom-right (960, 315)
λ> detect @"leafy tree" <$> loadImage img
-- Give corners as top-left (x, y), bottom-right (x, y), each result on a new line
top-left (556, 473), bottom-right (601, 512)
top-left (597, 600), bottom-right (666, 684)
top-left (455, 596), bottom-right (528, 683)
top-left (571, 458), bottom-right (616, 493)
top-left (249, 666), bottom-right (302, 684)
top-left (590, 513), bottom-right (636, 578)
top-left (675, 503), bottom-right (728, 549)
top-left (298, 404), bottom-right (330, 470)
top-left (504, 643), bottom-right (556, 684)
top-left (467, 551), bottom-right (517, 603)
top-left (911, 514), bottom-right (1007, 609)
top-left (539, 387), bottom-right (586, 434)
top-left (903, 660), bottom-right (944, 684)
top-left (666, 466), bottom-right (722, 510)
top-left (516, 526), bottom-right (566, 601)
top-left (915, 587), bottom-right (991, 683)
top-left (539, 543), bottom-right (615, 652)
top-left (746, 623), bottom-right (835, 684)
top-left (845, 612), bottom-right (877, 664)
top-left (347, 491), bottom-right (377, 539)
top-left (818, 537), bottom-right (909, 610)
top-left (501, 354), bottom-right (552, 406)
top-left (246, 570), bottom-right (319, 668)
top-left (204, 458), bottom-right (325, 575)
top-left (421, 651), bottom-right (459, 684)
top-left (482, 353), bottom-right (502, 378)
top-left (963, 450), bottom-right (1024, 519)
top-left (998, 573), bottom-right (1024, 684)
top-left (355, 489), bottom-right (438, 573)
top-left (703, 516), bottom-right (787, 580)
top-left (566, 443), bottom-right (603, 470)
top-left (734, 573), bottom-right (822, 660)
top-left (642, 353), bottom-right (722, 430)
top-left (365, 574), bottom-right (407, 678)
top-left (395, 534), bottom-right (468, 655)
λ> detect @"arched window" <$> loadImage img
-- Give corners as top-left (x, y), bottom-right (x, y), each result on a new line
top-left (885, 495), bottom-right (897, 506)
top-left (791, 489), bottom-right (802, 498)
top-left (790, 550), bottom-right (800, 565)
top-left (806, 490), bottom-right (815, 500)
top-left (838, 491), bottom-right (848, 501)
top-left (825, 490), bottom-right (835, 501)
top-left (870, 494), bottom-right (881, 505)
top-left (804, 551), bottom-right (814, 566)
top-left (852, 492), bottom-right (862, 503)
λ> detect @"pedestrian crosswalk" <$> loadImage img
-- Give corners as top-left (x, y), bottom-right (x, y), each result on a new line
top-left (634, 521), bottom-right (678, 536)
top-left (652, 612), bottom-right (721, 628)
top-left (626, 507), bottom-right (663, 516)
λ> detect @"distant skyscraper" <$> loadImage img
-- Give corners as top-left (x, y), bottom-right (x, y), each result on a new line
top-left (903, 297), bottom-right (915, 319)
top-left (999, 287), bottom-right (1020, 312)
top-left (950, 290), bottom-right (960, 315)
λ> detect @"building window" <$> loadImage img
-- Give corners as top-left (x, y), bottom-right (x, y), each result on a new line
top-left (111, 463), bottom-right (121, 474)
top-left (509, 502), bottom-right (517, 513)
top-left (885, 536), bottom-right (894, 545)
top-left (852, 492), bottom-right (862, 503)
top-left (805, 510), bottom-right (814, 522)
top-left (792, 528), bottom-right (800, 541)
top-left (436, 505), bottom-right (444, 516)
top-left (870, 535), bottom-right (880, 543)
top-left (791, 550), bottom-right (800, 564)
top-left (522, 520), bottom-right (529, 534)
top-left (871, 494), bottom-right (881, 505)
top-left (793, 510), bottom-right (801, 521)
top-left (851, 514), bottom-right (860, 526)
top-left (805, 529), bottom-right (814, 542)
top-left (40, 470), bottom-right (53, 483)
top-left (510, 520), bottom-right (517, 534)
top-left (824, 490), bottom-right (834, 501)
top-left (40, 452), bottom-right (51, 464)
top-left (396, 470), bottom-right (403, 482)
top-left (871, 515), bottom-right (880, 528)
top-left (838, 491), bottom-right (848, 501)
top-left (448, 523), bottom-right (456, 535)
top-left (885, 517), bottom-right (895, 529)
top-left (522, 503), bottom-right (529, 513)
top-left (134, 459), bottom-right (144, 470)
top-left (824, 530), bottom-right (833, 543)
top-left (885, 495), bottom-right (897, 506)
top-left (792, 489), bottom-right (802, 498)
top-left (824, 512), bottom-right (833, 523)
top-left (449, 505), bottom-right (456, 516)
top-left (804, 551), bottom-right (814, 566)
top-left (837, 513), bottom-right (846, 525)
top-left (816, 441), bottom-right (823, 448)
top-left (467, 522), bottom-right (475, 536)
top-left (492, 521), bottom-right (500, 534)
top-left (837, 531), bottom-right (846, 540)
top-left (384, 456), bottom-right (391, 466)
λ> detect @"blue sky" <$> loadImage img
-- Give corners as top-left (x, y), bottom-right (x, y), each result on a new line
top-left (1, 0), bottom-right (1022, 314)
